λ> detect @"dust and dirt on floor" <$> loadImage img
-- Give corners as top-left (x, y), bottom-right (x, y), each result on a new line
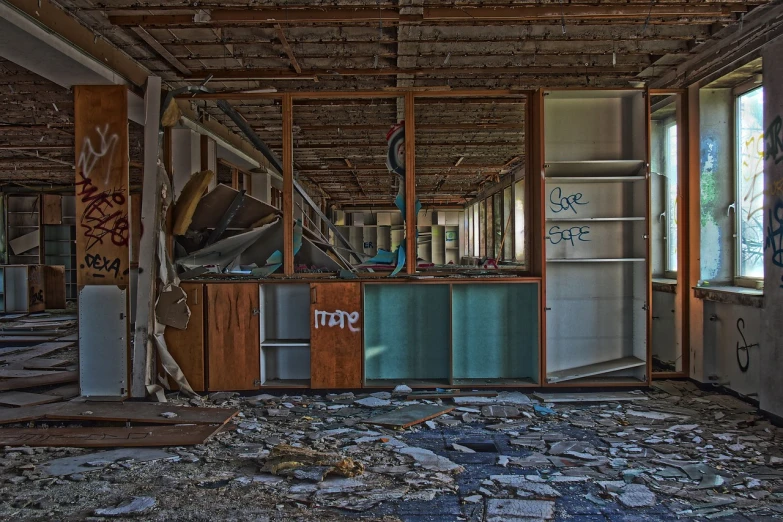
top-left (0, 381), bottom-right (782, 521)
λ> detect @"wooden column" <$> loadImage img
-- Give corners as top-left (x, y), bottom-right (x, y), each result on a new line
top-left (676, 91), bottom-right (692, 377)
top-left (200, 134), bottom-right (210, 172)
top-left (527, 89), bottom-right (546, 384)
top-left (74, 85), bottom-right (130, 286)
top-left (231, 168), bottom-right (239, 189)
top-left (405, 92), bottom-right (417, 274)
top-left (686, 85), bottom-right (704, 382)
top-left (282, 93), bottom-right (295, 276)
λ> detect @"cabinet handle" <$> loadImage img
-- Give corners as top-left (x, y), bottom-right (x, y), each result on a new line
top-left (192, 289), bottom-right (199, 305)
top-left (311, 286), bottom-right (317, 304)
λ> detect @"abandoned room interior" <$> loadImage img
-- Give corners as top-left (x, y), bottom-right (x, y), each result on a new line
top-left (0, 0), bottom-right (782, 520)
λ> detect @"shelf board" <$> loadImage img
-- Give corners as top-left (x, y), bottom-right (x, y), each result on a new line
top-left (547, 258), bottom-right (645, 263)
top-left (260, 379), bottom-right (310, 388)
top-left (261, 340), bottom-right (311, 347)
top-left (545, 176), bottom-right (646, 183)
top-left (544, 160), bottom-right (645, 178)
top-left (364, 378), bottom-right (450, 388)
top-left (547, 356), bottom-right (646, 384)
top-left (546, 217), bottom-right (645, 222)
top-left (451, 377), bottom-right (537, 387)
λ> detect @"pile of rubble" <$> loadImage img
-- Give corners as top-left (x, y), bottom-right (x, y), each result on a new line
top-left (0, 381), bottom-right (781, 520)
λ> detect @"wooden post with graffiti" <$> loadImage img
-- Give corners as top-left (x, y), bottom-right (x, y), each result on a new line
top-left (74, 86), bottom-right (130, 286)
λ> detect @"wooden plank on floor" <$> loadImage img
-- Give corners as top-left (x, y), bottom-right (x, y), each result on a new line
top-left (0, 371), bottom-right (78, 392)
top-left (0, 369), bottom-right (68, 378)
top-left (0, 336), bottom-right (57, 344)
top-left (22, 359), bottom-right (70, 370)
top-left (56, 333), bottom-right (78, 342)
top-left (533, 392), bottom-right (648, 403)
top-left (367, 404), bottom-right (455, 429)
top-left (42, 402), bottom-right (239, 426)
top-left (0, 314), bottom-right (29, 322)
top-left (0, 424), bottom-right (225, 448)
top-left (0, 391), bottom-right (63, 407)
top-left (46, 384), bottom-right (80, 399)
top-left (0, 342), bottom-right (74, 364)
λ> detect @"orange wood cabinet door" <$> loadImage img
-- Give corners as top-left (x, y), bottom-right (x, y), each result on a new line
top-left (163, 283), bottom-right (205, 391)
top-left (310, 282), bottom-right (362, 389)
top-left (207, 283), bottom-right (260, 391)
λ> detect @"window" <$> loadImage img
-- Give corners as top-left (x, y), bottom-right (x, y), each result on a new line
top-left (736, 86), bottom-right (764, 279)
top-left (514, 179), bottom-right (526, 263)
top-left (665, 122), bottom-right (678, 272)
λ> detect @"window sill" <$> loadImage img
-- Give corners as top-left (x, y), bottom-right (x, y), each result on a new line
top-left (693, 285), bottom-right (763, 308)
top-left (652, 277), bottom-right (677, 294)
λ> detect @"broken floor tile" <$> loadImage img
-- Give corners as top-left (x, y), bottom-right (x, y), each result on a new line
top-left (486, 499), bottom-right (555, 520)
top-left (94, 496), bottom-right (156, 517)
top-left (617, 484), bottom-right (656, 507)
top-left (481, 405), bottom-right (520, 418)
top-left (397, 447), bottom-right (464, 473)
top-left (354, 397), bottom-right (392, 408)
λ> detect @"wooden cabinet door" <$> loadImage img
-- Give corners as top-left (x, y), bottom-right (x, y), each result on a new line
top-left (310, 282), bottom-right (362, 389)
top-left (164, 283), bottom-right (205, 391)
top-left (207, 283), bottom-right (260, 391)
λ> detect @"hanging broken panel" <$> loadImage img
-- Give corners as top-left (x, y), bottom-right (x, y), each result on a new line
top-left (363, 283), bottom-right (450, 385)
top-left (451, 283), bottom-right (539, 384)
top-left (79, 285), bottom-right (128, 397)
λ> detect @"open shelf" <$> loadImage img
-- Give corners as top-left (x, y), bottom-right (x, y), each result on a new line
top-left (547, 258), bottom-right (645, 263)
top-left (546, 217), bottom-right (646, 222)
top-left (547, 356), bottom-right (647, 383)
top-left (544, 160), bottom-right (645, 178)
top-left (258, 284), bottom-right (311, 386)
top-left (545, 176), bottom-right (645, 183)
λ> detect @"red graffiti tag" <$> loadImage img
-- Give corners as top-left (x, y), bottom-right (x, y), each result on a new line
top-left (76, 171), bottom-right (129, 250)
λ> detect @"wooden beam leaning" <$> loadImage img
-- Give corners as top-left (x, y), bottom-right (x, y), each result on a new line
top-left (130, 77), bottom-right (162, 398)
top-left (282, 94), bottom-right (294, 276)
top-left (405, 92), bottom-right (416, 275)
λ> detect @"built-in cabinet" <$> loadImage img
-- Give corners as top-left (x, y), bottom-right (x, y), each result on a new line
top-left (167, 279), bottom-right (539, 391)
top-left (542, 89), bottom-right (651, 385)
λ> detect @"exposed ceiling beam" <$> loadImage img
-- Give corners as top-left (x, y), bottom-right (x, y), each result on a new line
top-left (130, 25), bottom-right (192, 76)
top-left (108, 5), bottom-right (741, 27)
top-left (274, 23), bottom-right (303, 74)
top-left (187, 65), bottom-right (641, 81)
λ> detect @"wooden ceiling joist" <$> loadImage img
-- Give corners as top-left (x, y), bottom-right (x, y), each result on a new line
top-left (108, 5), bottom-right (742, 27)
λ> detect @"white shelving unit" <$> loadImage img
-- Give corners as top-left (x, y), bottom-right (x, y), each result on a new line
top-left (259, 283), bottom-right (311, 386)
top-left (543, 90), bottom-right (650, 384)
top-left (335, 210), bottom-right (463, 264)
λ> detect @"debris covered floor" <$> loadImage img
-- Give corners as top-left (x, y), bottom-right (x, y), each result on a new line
top-left (0, 382), bottom-right (782, 521)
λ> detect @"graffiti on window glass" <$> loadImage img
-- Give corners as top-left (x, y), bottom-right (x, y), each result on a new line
top-left (738, 87), bottom-right (764, 278)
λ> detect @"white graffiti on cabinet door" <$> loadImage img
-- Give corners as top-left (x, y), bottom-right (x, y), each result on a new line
top-left (314, 310), bottom-right (360, 332)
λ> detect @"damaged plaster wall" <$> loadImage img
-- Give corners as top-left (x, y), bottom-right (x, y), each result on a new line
top-left (702, 301), bottom-right (762, 398)
top-left (761, 39), bottom-right (783, 419)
